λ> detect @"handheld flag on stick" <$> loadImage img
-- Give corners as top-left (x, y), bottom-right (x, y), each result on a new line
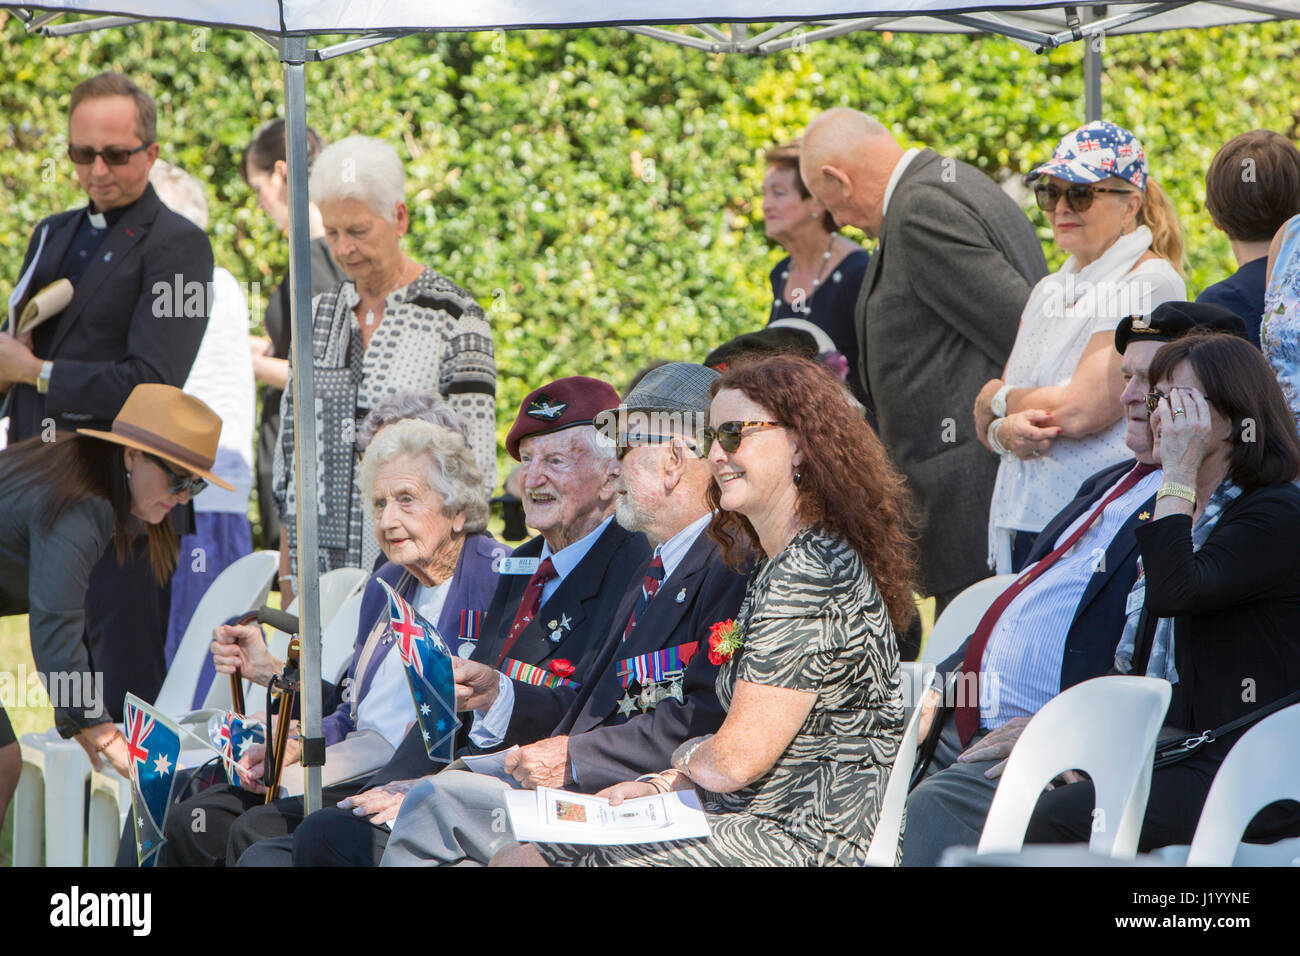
top-left (379, 580), bottom-right (458, 763)
top-left (208, 711), bottom-right (265, 789)
top-left (123, 694), bottom-right (182, 868)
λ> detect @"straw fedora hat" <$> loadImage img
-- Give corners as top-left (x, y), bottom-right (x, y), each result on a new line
top-left (76, 383), bottom-right (234, 491)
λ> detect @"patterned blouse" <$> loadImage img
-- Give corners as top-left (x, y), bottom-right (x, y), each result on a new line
top-left (537, 526), bottom-right (904, 867)
top-left (1263, 214), bottom-right (1300, 424)
top-left (273, 267), bottom-right (496, 575)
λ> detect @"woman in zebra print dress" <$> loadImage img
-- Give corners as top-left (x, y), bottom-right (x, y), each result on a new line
top-left (497, 355), bottom-right (918, 867)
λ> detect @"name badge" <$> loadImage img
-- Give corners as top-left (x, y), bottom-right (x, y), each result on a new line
top-left (1125, 587), bottom-right (1145, 618)
top-left (498, 556), bottom-right (541, 575)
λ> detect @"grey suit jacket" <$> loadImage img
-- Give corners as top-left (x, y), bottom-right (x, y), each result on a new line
top-left (856, 149), bottom-right (1047, 597)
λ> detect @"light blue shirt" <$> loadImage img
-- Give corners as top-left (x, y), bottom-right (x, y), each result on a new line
top-left (979, 466), bottom-right (1162, 730)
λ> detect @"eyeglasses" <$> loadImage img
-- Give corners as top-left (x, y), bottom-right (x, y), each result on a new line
top-left (615, 435), bottom-right (702, 461)
top-left (1033, 182), bottom-right (1136, 214)
top-left (145, 453), bottom-right (208, 497)
top-left (701, 421), bottom-right (784, 455)
top-left (1144, 386), bottom-right (1200, 414)
top-left (67, 143), bottom-right (151, 166)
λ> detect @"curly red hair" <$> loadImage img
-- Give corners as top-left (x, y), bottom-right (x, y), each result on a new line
top-left (706, 355), bottom-right (918, 632)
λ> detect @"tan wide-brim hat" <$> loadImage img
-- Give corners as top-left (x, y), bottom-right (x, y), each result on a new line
top-left (76, 383), bottom-right (235, 491)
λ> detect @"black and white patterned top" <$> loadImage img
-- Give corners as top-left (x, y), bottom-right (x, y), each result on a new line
top-left (537, 526), bottom-right (903, 867)
top-left (273, 267), bottom-right (496, 574)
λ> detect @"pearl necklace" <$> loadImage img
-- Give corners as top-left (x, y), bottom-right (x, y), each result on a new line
top-left (776, 234), bottom-right (837, 316)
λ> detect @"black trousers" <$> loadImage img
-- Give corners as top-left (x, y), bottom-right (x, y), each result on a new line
top-left (289, 804), bottom-right (392, 867)
top-left (1024, 751), bottom-right (1300, 851)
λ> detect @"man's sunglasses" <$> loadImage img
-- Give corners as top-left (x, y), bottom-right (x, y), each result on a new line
top-left (67, 143), bottom-right (151, 166)
top-left (701, 421), bottom-right (784, 455)
top-left (1033, 181), bottom-right (1136, 214)
top-left (145, 453), bottom-right (208, 497)
top-left (615, 434), bottom-right (702, 461)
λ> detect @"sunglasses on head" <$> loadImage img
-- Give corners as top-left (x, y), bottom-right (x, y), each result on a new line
top-left (1033, 181), bottom-right (1136, 214)
top-left (145, 453), bottom-right (208, 497)
top-left (67, 143), bottom-right (151, 166)
top-left (615, 434), bottom-right (702, 461)
top-left (701, 421), bottom-right (784, 455)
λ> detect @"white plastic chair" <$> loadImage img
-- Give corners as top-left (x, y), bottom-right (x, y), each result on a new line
top-left (977, 675), bottom-right (1171, 859)
top-left (321, 589), bottom-right (366, 685)
top-left (154, 549), bottom-right (278, 717)
top-left (921, 574), bottom-right (1016, 664)
top-left (1180, 703), bottom-right (1300, 866)
top-left (864, 662), bottom-right (935, 867)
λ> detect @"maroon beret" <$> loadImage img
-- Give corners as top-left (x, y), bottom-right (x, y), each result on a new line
top-left (505, 375), bottom-right (621, 461)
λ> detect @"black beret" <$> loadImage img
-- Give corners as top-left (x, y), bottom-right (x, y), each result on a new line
top-left (1115, 301), bottom-right (1248, 354)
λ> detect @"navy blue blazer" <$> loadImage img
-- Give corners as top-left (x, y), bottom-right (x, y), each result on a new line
top-left (1196, 257), bottom-right (1266, 349)
top-left (560, 529), bottom-right (749, 792)
top-left (372, 518), bottom-right (649, 781)
top-left (321, 533), bottom-right (505, 745)
top-left (939, 458), bottom-right (1156, 693)
top-left (7, 184), bottom-right (213, 442)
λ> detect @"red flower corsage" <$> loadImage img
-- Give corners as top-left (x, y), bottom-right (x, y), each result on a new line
top-left (707, 619), bottom-right (742, 665)
top-left (549, 658), bottom-right (576, 679)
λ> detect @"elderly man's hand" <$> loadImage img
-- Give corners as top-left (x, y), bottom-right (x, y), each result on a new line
top-left (337, 778), bottom-right (422, 825)
top-left (504, 736), bottom-right (569, 790)
top-left (211, 622), bottom-right (280, 687)
top-left (453, 657), bottom-right (501, 712)
top-left (955, 716), bottom-right (1031, 779)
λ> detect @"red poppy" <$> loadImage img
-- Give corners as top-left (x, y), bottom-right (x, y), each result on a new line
top-left (549, 658), bottom-right (575, 678)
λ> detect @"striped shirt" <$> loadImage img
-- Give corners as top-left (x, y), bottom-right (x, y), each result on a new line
top-left (979, 466), bottom-right (1162, 730)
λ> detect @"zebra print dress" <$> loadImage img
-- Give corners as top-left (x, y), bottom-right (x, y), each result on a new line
top-left (536, 526), bottom-right (904, 866)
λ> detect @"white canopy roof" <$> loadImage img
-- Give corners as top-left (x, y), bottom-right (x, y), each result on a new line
top-left (9, 1), bottom-right (1300, 52)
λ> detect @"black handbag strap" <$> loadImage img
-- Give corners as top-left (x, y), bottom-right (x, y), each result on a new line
top-left (1155, 687), bottom-right (1300, 767)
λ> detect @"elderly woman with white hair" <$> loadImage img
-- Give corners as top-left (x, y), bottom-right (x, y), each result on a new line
top-left (133, 416), bottom-right (506, 867)
top-left (273, 135), bottom-right (497, 599)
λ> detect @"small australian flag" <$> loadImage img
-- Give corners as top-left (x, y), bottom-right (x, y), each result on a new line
top-left (123, 694), bottom-right (181, 867)
top-left (378, 580), bottom-right (458, 763)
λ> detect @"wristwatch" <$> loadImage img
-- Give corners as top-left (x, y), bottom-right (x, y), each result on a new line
top-left (36, 360), bottom-right (53, 394)
top-left (990, 383), bottom-right (1013, 419)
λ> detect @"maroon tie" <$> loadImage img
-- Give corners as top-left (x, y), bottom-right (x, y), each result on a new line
top-left (496, 557), bottom-right (557, 667)
top-left (622, 555), bottom-right (665, 641)
top-left (954, 463), bottom-right (1157, 745)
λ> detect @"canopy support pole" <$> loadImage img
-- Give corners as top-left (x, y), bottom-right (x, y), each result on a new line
top-left (279, 34), bottom-right (325, 816)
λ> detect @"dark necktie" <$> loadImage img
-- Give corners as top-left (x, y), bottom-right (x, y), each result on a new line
top-left (622, 555), bottom-right (666, 641)
top-left (496, 557), bottom-right (557, 666)
top-left (954, 463), bottom-right (1157, 745)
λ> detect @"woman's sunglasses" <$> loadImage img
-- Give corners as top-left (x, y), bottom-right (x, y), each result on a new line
top-left (1033, 181), bottom-right (1136, 214)
top-left (67, 143), bottom-right (151, 166)
top-left (701, 421), bottom-right (784, 455)
top-left (145, 453), bottom-right (208, 496)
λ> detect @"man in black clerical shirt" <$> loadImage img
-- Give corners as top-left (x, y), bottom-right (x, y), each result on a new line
top-left (0, 72), bottom-right (213, 716)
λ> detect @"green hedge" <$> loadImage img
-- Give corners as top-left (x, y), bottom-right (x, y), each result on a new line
top-left (3, 15), bottom-right (1299, 503)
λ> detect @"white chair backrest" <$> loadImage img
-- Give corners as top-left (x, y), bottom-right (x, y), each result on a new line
top-left (154, 550), bottom-right (278, 717)
top-left (864, 672), bottom-right (931, 867)
top-left (322, 590), bottom-right (367, 685)
top-left (978, 676), bottom-right (1171, 859)
top-left (922, 574), bottom-right (1017, 664)
top-left (1186, 703), bottom-right (1300, 866)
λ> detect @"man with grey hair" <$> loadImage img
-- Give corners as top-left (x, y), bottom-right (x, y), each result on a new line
top-left (800, 108), bottom-right (1047, 648)
top-left (284, 363), bottom-right (748, 867)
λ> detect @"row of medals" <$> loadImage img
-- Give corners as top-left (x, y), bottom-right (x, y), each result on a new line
top-left (617, 670), bottom-right (686, 717)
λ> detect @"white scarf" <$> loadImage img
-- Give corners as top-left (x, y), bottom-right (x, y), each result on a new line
top-left (989, 226), bottom-right (1155, 572)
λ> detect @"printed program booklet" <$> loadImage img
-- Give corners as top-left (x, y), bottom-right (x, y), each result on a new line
top-left (504, 786), bottom-right (710, 845)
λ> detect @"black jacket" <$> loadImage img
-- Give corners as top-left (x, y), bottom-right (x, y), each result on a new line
top-left (7, 184), bottom-right (213, 441)
top-left (560, 529), bottom-right (749, 792)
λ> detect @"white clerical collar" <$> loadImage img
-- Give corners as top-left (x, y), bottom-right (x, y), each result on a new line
top-left (87, 210), bottom-right (107, 229)
top-left (881, 147), bottom-right (921, 220)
